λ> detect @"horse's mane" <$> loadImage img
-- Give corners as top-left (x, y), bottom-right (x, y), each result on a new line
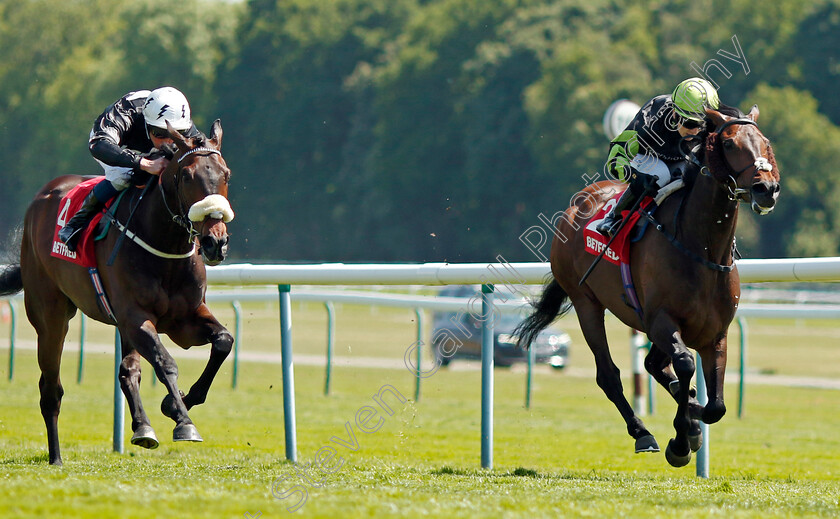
top-left (709, 103), bottom-right (745, 132)
top-left (157, 132), bottom-right (209, 160)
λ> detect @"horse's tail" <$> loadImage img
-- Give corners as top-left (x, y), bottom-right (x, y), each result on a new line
top-left (0, 264), bottom-right (23, 296)
top-left (514, 277), bottom-right (572, 350)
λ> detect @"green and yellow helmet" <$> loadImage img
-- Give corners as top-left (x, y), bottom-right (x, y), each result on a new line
top-left (671, 77), bottom-right (720, 122)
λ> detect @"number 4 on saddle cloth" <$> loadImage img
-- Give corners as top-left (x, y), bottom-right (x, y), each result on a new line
top-left (50, 178), bottom-right (123, 267)
top-left (583, 187), bottom-right (656, 319)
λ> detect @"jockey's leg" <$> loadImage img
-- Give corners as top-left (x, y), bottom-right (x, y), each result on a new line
top-left (59, 162), bottom-right (131, 251)
top-left (596, 153), bottom-right (673, 237)
top-left (596, 185), bottom-right (638, 237)
top-left (58, 180), bottom-right (119, 251)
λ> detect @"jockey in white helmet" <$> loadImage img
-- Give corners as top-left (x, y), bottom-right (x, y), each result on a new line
top-left (59, 87), bottom-right (199, 251)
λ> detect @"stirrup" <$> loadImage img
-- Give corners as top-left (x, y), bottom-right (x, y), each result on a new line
top-left (59, 226), bottom-right (85, 252)
top-left (596, 215), bottom-right (621, 238)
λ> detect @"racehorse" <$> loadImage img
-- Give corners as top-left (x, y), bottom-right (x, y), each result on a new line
top-left (515, 106), bottom-right (780, 467)
top-left (0, 120), bottom-right (234, 465)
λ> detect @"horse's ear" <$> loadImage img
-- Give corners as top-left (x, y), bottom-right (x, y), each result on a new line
top-left (704, 107), bottom-right (730, 129)
top-left (747, 104), bottom-right (760, 122)
top-left (166, 120), bottom-right (190, 152)
top-left (209, 119), bottom-right (222, 150)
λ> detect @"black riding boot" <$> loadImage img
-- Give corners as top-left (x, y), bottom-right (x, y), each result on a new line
top-left (596, 187), bottom-right (639, 238)
top-left (58, 191), bottom-right (104, 252)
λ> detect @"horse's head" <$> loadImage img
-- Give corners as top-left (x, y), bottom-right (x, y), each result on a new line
top-left (704, 106), bottom-right (780, 215)
top-left (163, 119), bottom-right (233, 266)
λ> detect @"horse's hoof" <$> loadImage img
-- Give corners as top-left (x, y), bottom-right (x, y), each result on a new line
top-left (635, 434), bottom-right (660, 453)
top-left (131, 425), bottom-right (159, 450)
top-left (161, 391), bottom-right (186, 420)
top-left (665, 438), bottom-right (692, 467)
top-left (688, 431), bottom-right (703, 453)
top-left (173, 423), bottom-right (203, 442)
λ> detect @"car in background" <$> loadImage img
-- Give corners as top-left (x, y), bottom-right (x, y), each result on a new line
top-left (431, 285), bottom-right (571, 369)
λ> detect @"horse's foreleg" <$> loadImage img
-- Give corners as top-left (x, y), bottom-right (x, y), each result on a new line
top-left (168, 304), bottom-right (233, 410)
top-left (644, 345), bottom-right (703, 451)
top-left (648, 316), bottom-right (694, 467)
top-left (644, 345), bottom-right (704, 418)
top-left (698, 335), bottom-right (727, 424)
top-left (576, 301), bottom-right (658, 453)
top-left (118, 347), bottom-right (159, 449)
top-left (121, 319), bottom-right (202, 442)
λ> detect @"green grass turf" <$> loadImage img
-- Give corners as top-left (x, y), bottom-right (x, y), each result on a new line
top-left (0, 296), bottom-right (839, 517)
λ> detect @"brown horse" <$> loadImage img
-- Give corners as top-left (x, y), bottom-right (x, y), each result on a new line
top-left (515, 106), bottom-right (780, 467)
top-left (0, 120), bottom-right (234, 465)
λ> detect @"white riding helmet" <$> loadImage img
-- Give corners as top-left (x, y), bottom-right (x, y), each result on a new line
top-left (142, 87), bottom-right (192, 131)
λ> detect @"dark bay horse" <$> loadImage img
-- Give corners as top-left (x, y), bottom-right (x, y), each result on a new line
top-left (0, 120), bottom-right (234, 465)
top-left (516, 106), bottom-right (780, 467)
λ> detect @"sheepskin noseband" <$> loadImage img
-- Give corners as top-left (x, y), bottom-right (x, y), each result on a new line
top-left (188, 194), bottom-right (235, 222)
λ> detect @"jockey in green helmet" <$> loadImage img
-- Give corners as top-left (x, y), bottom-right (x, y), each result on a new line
top-left (596, 77), bottom-right (721, 238)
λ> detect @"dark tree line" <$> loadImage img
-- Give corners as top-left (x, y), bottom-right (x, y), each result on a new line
top-left (2, 0), bottom-right (840, 262)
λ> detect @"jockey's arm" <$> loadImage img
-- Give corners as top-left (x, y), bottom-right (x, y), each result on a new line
top-left (138, 156), bottom-right (167, 175)
top-left (606, 129), bottom-right (640, 181)
top-left (89, 137), bottom-right (142, 170)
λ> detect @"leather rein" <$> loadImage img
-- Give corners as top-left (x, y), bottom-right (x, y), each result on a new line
top-left (643, 118), bottom-right (768, 273)
top-left (104, 145), bottom-right (222, 262)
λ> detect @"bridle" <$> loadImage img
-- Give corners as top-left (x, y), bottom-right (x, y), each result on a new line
top-left (682, 118), bottom-right (773, 202)
top-left (159, 146), bottom-right (223, 242)
top-left (653, 117), bottom-right (770, 273)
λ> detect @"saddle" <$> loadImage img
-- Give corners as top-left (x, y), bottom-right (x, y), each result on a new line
top-left (583, 180), bottom-right (686, 266)
top-left (50, 178), bottom-right (123, 268)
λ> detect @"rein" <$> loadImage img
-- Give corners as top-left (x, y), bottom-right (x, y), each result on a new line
top-left (641, 209), bottom-right (735, 272)
top-left (106, 144), bottom-right (223, 261)
top-left (647, 117), bottom-right (768, 273)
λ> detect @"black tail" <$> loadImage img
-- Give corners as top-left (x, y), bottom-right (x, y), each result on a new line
top-left (514, 277), bottom-right (572, 350)
top-left (0, 263), bottom-right (23, 296)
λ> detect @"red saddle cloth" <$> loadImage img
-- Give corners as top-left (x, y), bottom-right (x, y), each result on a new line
top-left (50, 178), bottom-right (112, 268)
top-left (583, 188), bottom-right (653, 265)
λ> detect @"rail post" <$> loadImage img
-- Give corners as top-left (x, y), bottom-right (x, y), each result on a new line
top-left (7, 300), bottom-right (16, 381)
top-left (737, 316), bottom-right (747, 418)
top-left (480, 284), bottom-right (495, 469)
top-left (77, 313), bottom-right (86, 384)
top-left (414, 307), bottom-right (423, 401)
top-left (695, 353), bottom-right (709, 478)
top-left (278, 284), bottom-right (297, 462)
top-left (324, 301), bottom-right (335, 396)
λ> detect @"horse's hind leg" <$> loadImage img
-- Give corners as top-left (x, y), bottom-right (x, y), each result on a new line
top-left (24, 289), bottom-right (75, 466)
top-left (644, 345), bottom-right (703, 451)
top-left (575, 299), bottom-right (659, 453)
top-left (163, 304), bottom-right (233, 413)
top-left (118, 346), bottom-right (159, 449)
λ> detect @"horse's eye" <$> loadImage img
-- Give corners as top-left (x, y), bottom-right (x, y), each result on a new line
top-left (723, 139), bottom-right (735, 150)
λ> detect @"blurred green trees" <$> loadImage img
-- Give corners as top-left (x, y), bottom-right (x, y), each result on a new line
top-left (0, 0), bottom-right (838, 262)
